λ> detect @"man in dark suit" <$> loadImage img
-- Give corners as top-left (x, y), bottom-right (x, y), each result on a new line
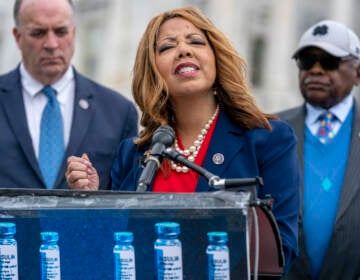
top-left (278, 20), bottom-right (360, 279)
top-left (0, 0), bottom-right (138, 189)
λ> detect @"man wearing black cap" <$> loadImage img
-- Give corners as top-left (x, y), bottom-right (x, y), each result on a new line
top-left (278, 20), bottom-right (360, 279)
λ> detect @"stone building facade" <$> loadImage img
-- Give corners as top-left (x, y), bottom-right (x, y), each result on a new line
top-left (0, 0), bottom-right (359, 112)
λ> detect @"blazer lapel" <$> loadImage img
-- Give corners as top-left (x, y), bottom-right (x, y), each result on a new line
top-left (54, 71), bottom-right (95, 187)
top-left (284, 106), bottom-right (306, 212)
top-left (196, 111), bottom-right (246, 192)
top-left (288, 106), bottom-right (306, 178)
top-left (0, 68), bottom-right (44, 182)
top-left (335, 101), bottom-right (360, 222)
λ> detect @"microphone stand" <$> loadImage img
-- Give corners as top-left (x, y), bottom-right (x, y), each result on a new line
top-left (162, 147), bottom-right (264, 201)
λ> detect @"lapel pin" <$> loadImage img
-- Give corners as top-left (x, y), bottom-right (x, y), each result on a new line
top-left (212, 153), bottom-right (224, 165)
top-left (79, 99), bottom-right (89, 110)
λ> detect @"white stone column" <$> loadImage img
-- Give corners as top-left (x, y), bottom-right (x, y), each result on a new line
top-left (329, 0), bottom-right (359, 98)
top-left (207, 0), bottom-right (248, 56)
top-left (261, 0), bottom-right (301, 112)
top-left (329, 0), bottom-right (355, 26)
top-left (0, 3), bottom-right (20, 74)
top-left (96, 0), bottom-right (132, 97)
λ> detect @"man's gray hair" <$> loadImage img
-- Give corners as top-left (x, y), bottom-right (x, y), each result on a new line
top-left (14, 0), bottom-right (74, 27)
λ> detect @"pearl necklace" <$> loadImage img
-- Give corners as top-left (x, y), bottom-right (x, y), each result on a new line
top-left (171, 106), bottom-right (219, 173)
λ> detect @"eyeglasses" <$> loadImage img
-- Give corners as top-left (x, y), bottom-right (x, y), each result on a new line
top-left (295, 53), bottom-right (357, 71)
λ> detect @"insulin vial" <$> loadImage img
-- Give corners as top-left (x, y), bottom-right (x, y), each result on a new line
top-left (40, 232), bottom-right (61, 280)
top-left (154, 222), bottom-right (183, 280)
top-left (113, 232), bottom-right (136, 280)
top-left (206, 232), bottom-right (230, 280)
top-left (0, 222), bottom-right (18, 280)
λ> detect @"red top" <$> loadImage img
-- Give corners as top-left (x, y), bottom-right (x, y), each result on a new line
top-left (152, 111), bottom-right (219, 193)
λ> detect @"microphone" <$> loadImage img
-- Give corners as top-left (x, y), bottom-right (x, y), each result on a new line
top-left (210, 177), bottom-right (263, 189)
top-left (136, 125), bottom-right (175, 192)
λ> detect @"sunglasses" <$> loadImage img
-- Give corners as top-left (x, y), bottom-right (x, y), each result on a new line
top-left (295, 53), bottom-right (356, 71)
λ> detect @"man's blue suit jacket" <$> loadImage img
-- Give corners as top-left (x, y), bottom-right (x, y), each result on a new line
top-left (0, 66), bottom-right (138, 189)
top-left (110, 111), bottom-right (300, 271)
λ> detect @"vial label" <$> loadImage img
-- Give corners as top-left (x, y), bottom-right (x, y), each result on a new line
top-left (114, 250), bottom-right (136, 280)
top-left (0, 244), bottom-right (18, 280)
top-left (207, 251), bottom-right (230, 280)
top-left (40, 250), bottom-right (61, 280)
top-left (155, 246), bottom-right (182, 280)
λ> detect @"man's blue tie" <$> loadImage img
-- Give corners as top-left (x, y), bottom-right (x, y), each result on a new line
top-left (38, 86), bottom-right (65, 189)
top-left (316, 111), bottom-right (336, 144)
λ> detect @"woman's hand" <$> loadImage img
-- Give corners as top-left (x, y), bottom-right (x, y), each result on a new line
top-left (65, 153), bottom-right (99, 190)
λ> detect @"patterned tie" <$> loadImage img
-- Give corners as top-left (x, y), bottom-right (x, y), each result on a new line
top-left (38, 86), bottom-right (65, 189)
top-left (316, 111), bottom-right (336, 144)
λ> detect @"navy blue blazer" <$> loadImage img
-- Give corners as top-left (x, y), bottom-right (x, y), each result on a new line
top-left (111, 111), bottom-right (300, 271)
top-left (0, 66), bottom-right (138, 189)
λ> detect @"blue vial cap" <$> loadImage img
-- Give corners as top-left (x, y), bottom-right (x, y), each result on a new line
top-left (0, 222), bottom-right (16, 235)
top-left (41, 232), bottom-right (59, 242)
top-left (155, 222), bottom-right (180, 236)
top-left (114, 232), bottom-right (133, 242)
top-left (207, 232), bottom-right (228, 243)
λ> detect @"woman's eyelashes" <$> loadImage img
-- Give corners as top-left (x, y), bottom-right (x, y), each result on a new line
top-left (158, 44), bottom-right (174, 53)
top-left (191, 39), bottom-right (205, 45)
top-left (158, 40), bottom-right (206, 53)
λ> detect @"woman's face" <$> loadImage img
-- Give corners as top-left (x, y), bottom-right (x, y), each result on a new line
top-left (155, 17), bottom-right (216, 99)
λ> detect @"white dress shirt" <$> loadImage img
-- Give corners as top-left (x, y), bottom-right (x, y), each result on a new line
top-left (20, 64), bottom-right (75, 158)
top-left (305, 93), bottom-right (354, 137)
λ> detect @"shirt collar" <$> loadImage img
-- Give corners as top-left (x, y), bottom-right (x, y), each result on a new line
top-left (20, 63), bottom-right (74, 105)
top-left (306, 93), bottom-right (354, 124)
